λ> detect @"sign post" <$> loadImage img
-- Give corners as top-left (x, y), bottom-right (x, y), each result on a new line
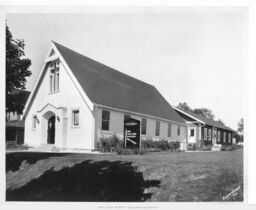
top-left (124, 118), bottom-right (141, 149)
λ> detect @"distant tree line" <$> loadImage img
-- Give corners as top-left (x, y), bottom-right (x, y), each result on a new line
top-left (177, 102), bottom-right (217, 121)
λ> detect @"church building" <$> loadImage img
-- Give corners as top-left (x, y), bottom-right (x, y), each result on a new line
top-left (23, 41), bottom-right (187, 151)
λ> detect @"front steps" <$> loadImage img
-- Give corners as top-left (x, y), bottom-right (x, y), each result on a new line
top-left (29, 144), bottom-right (59, 152)
top-left (28, 144), bottom-right (101, 154)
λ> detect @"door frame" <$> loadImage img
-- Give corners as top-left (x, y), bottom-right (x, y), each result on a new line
top-left (47, 115), bottom-right (56, 144)
top-left (188, 127), bottom-right (196, 143)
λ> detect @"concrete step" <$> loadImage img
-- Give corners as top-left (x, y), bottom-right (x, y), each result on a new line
top-left (29, 144), bottom-right (59, 152)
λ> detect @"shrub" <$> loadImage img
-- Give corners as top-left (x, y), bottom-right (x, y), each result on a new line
top-left (96, 135), bottom-right (181, 153)
top-left (169, 141), bottom-right (180, 151)
top-left (202, 144), bottom-right (212, 151)
top-left (221, 144), bottom-right (243, 151)
top-left (95, 134), bottom-right (123, 152)
top-left (116, 148), bottom-right (145, 155)
top-left (141, 139), bottom-right (180, 152)
top-left (187, 143), bottom-right (198, 151)
top-left (141, 139), bottom-right (156, 149)
top-left (155, 140), bottom-right (170, 151)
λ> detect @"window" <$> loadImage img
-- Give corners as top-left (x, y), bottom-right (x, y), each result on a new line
top-left (177, 125), bottom-right (181, 136)
top-left (56, 72), bottom-right (59, 91)
top-left (72, 110), bottom-right (79, 126)
top-left (155, 121), bottom-right (160, 136)
top-left (208, 128), bottom-right (212, 141)
top-left (190, 129), bottom-right (195, 137)
top-left (204, 127), bottom-right (207, 140)
top-left (141, 118), bottom-right (147, 135)
top-left (124, 114), bottom-right (130, 121)
top-left (228, 133), bottom-right (231, 143)
top-left (102, 110), bottom-right (110, 131)
top-left (49, 60), bottom-right (60, 93)
top-left (49, 75), bottom-right (53, 92)
top-left (217, 131), bottom-right (221, 142)
top-left (223, 132), bottom-right (226, 142)
top-left (167, 123), bottom-right (172, 137)
top-left (32, 115), bottom-right (37, 129)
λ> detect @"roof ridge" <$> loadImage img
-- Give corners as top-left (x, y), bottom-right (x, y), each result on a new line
top-left (51, 41), bottom-right (186, 124)
top-left (52, 41), bottom-right (154, 88)
top-left (175, 106), bottom-right (234, 131)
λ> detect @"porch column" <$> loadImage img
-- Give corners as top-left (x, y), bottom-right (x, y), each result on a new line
top-left (61, 108), bottom-right (68, 148)
top-left (198, 123), bottom-right (202, 147)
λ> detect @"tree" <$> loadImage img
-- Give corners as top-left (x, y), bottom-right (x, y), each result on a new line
top-left (233, 131), bottom-right (243, 143)
top-left (193, 108), bottom-right (215, 119)
top-left (6, 24), bottom-right (31, 116)
top-left (237, 118), bottom-right (244, 135)
top-left (217, 119), bottom-right (225, 125)
top-left (177, 102), bottom-right (192, 111)
top-left (177, 102), bottom-right (216, 120)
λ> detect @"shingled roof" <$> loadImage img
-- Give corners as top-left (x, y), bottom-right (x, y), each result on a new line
top-left (174, 107), bottom-right (234, 131)
top-left (53, 42), bottom-right (185, 124)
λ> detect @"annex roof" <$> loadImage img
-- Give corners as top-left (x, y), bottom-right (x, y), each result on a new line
top-left (174, 107), bottom-right (234, 131)
top-left (53, 41), bottom-right (185, 124)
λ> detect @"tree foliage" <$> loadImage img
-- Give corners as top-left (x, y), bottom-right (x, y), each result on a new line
top-left (177, 102), bottom-right (215, 120)
top-left (237, 118), bottom-right (244, 134)
top-left (177, 102), bottom-right (193, 111)
top-left (177, 102), bottom-right (216, 120)
top-left (194, 108), bottom-right (215, 120)
top-left (217, 119), bottom-right (225, 125)
top-left (6, 24), bottom-right (31, 114)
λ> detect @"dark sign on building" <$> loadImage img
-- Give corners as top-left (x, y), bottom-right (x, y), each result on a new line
top-left (124, 118), bottom-right (141, 149)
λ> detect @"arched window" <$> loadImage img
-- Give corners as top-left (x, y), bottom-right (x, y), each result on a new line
top-left (49, 60), bottom-right (60, 93)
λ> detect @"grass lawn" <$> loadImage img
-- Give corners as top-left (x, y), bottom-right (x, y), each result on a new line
top-left (6, 149), bottom-right (243, 202)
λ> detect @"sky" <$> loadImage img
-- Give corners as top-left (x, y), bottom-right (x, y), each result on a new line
top-left (6, 8), bottom-right (246, 129)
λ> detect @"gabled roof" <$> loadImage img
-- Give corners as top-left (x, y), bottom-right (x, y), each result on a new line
top-left (174, 107), bottom-right (234, 131)
top-left (53, 42), bottom-right (185, 124)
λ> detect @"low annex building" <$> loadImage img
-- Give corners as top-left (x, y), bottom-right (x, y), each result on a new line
top-left (174, 107), bottom-right (234, 147)
top-left (23, 41), bottom-right (187, 151)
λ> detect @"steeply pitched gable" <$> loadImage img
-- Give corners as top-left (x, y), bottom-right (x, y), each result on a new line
top-left (53, 42), bottom-right (185, 124)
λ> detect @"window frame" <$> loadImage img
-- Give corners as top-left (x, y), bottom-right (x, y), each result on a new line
top-left (72, 109), bottom-right (80, 126)
top-left (101, 110), bottom-right (110, 131)
top-left (190, 128), bottom-right (195, 137)
top-left (223, 132), bottom-right (226, 143)
top-left (208, 128), bottom-right (212, 141)
top-left (49, 60), bottom-right (60, 94)
top-left (217, 131), bottom-right (221, 142)
top-left (177, 125), bottom-right (181, 136)
top-left (56, 72), bottom-right (59, 92)
top-left (228, 133), bottom-right (231, 143)
top-left (167, 122), bottom-right (172, 137)
top-left (155, 120), bottom-right (160, 136)
top-left (204, 127), bottom-right (207, 140)
top-left (49, 75), bottom-right (53, 93)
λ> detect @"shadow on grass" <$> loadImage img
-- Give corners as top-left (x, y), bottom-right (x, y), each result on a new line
top-left (6, 152), bottom-right (69, 172)
top-left (6, 160), bottom-right (160, 201)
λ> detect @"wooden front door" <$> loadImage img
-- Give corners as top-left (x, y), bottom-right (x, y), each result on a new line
top-left (188, 128), bottom-right (196, 143)
top-left (47, 116), bottom-right (55, 144)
